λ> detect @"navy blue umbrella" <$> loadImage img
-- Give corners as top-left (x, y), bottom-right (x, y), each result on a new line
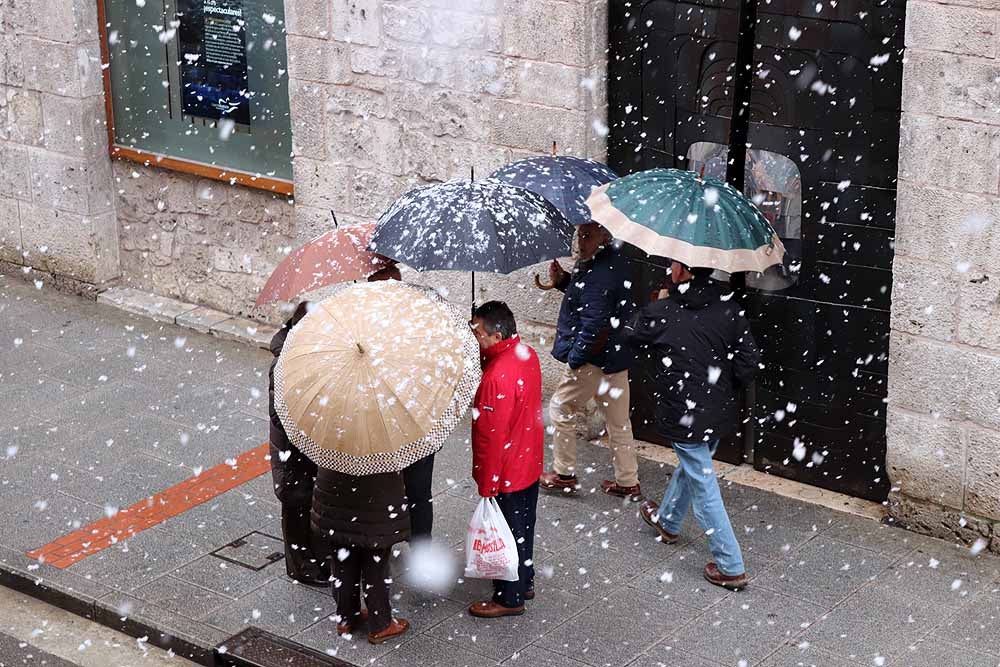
top-left (491, 156), bottom-right (619, 226)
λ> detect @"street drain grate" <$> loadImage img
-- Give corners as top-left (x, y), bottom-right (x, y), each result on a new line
top-left (216, 627), bottom-right (352, 667)
top-left (210, 531), bottom-right (284, 571)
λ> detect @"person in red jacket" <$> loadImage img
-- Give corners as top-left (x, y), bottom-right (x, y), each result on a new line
top-left (467, 301), bottom-right (544, 618)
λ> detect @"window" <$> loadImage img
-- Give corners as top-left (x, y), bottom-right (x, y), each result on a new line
top-left (686, 142), bottom-right (802, 290)
top-left (100, 0), bottom-right (293, 193)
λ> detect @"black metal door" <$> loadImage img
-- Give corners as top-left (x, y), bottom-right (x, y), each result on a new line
top-left (609, 0), bottom-right (906, 501)
top-left (610, 0), bottom-right (748, 464)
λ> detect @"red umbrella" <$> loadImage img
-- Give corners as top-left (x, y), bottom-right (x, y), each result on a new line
top-left (256, 223), bottom-right (394, 306)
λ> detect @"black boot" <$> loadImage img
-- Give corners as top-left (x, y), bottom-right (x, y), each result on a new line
top-left (282, 507), bottom-right (329, 587)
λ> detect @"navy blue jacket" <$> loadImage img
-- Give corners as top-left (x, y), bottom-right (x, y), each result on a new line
top-left (624, 277), bottom-right (759, 443)
top-left (551, 244), bottom-right (633, 374)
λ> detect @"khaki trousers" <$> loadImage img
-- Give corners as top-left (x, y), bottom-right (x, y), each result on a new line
top-left (549, 364), bottom-right (638, 487)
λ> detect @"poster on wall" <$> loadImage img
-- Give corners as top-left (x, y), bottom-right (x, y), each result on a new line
top-left (177, 0), bottom-right (251, 125)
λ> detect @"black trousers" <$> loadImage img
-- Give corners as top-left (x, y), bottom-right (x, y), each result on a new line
top-left (493, 482), bottom-right (539, 608)
top-left (402, 453), bottom-right (435, 541)
top-left (333, 546), bottom-right (393, 633)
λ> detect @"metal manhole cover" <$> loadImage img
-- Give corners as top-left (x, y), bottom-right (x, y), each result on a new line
top-left (211, 531), bottom-right (284, 571)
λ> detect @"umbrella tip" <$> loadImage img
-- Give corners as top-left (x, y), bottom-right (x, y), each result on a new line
top-left (356, 342), bottom-right (365, 354)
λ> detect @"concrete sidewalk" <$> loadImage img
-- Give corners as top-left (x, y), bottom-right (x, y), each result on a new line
top-left (1, 273), bottom-right (999, 667)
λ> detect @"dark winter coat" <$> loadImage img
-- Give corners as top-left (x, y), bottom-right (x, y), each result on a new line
top-left (311, 469), bottom-right (411, 549)
top-left (624, 277), bottom-right (760, 443)
top-left (551, 244), bottom-right (633, 374)
top-left (268, 302), bottom-right (316, 508)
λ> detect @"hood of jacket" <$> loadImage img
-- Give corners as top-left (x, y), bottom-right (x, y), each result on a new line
top-left (672, 276), bottom-right (733, 311)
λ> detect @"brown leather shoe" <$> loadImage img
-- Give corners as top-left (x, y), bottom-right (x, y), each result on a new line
top-left (639, 500), bottom-right (680, 544)
top-left (368, 617), bottom-right (409, 645)
top-left (523, 588), bottom-right (535, 601)
top-left (703, 562), bottom-right (748, 591)
top-left (468, 600), bottom-right (525, 618)
top-left (336, 609), bottom-right (368, 636)
top-left (539, 471), bottom-right (578, 494)
top-left (601, 479), bottom-right (643, 501)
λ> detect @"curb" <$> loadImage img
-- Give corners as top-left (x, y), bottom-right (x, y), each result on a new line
top-left (0, 563), bottom-right (215, 666)
top-left (97, 287), bottom-right (277, 350)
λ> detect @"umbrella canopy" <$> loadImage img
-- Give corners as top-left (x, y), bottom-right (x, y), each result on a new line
top-left (368, 179), bottom-right (574, 273)
top-left (273, 281), bottom-right (479, 474)
top-left (491, 156), bottom-right (618, 226)
top-left (586, 168), bottom-right (785, 274)
top-left (256, 223), bottom-right (393, 306)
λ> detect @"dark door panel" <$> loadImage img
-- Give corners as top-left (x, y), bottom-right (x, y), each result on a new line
top-left (610, 0), bottom-right (905, 500)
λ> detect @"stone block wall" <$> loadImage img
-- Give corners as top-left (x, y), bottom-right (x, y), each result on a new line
top-left (113, 0), bottom-right (609, 342)
top-left (887, 0), bottom-right (1000, 552)
top-left (0, 0), bottom-right (118, 285)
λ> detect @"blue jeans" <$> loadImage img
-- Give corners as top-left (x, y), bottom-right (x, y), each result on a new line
top-left (657, 439), bottom-right (745, 576)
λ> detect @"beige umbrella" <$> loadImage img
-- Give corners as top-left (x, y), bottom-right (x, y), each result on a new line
top-left (274, 281), bottom-right (479, 474)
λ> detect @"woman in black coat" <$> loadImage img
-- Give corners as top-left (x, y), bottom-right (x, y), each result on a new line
top-left (268, 301), bottom-right (327, 586)
top-left (312, 467), bottom-right (411, 644)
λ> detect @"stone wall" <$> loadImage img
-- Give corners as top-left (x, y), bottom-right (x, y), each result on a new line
top-left (887, 0), bottom-right (1000, 552)
top-left (0, 0), bottom-right (118, 285)
top-left (112, 0), bottom-right (609, 352)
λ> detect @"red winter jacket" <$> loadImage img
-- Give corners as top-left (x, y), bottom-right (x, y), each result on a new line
top-left (472, 335), bottom-right (544, 497)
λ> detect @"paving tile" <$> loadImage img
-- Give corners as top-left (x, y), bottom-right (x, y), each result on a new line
top-left (822, 514), bottom-right (939, 559)
top-left (430, 494), bottom-right (478, 547)
top-left (627, 645), bottom-right (724, 667)
top-left (66, 527), bottom-right (205, 593)
top-left (55, 451), bottom-right (192, 508)
top-left (177, 306), bottom-right (233, 334)
top-left (890, 638), bottom-right (1000, 667)
top-left (132, 575), bottom-right (231, 619)
top-left (294, 613), bottom-right (407, 664)
top-left (538, 589), bottom-right (698, 667)
top-left (753, 536), bottom-right (894, 607)
top-left (505, 645), bottom-right (595, 667)
top-left (43, 415), bottom-right (185, 477)
top-left (871, 544), bottom-right (1000, 611)
top-left (296, 591), bottom-right (464, 663)
top-left (760, 642), bottom-right (865, 667)
top-left (932, 585), bottom-right (1000, 655)
top-left (0, 340), bottom-right (78, 376)
top-left (375, 635), bottom-right (501, 667)
top-left (0, 374), bottom-right (89, 424)
top-left (171, 554), bottom-right (284, 600)
top-left (536, 542), bottom-right (650, 599)
top-left (97, 287), bottom-right (199, 324)
top-left (669, 588), bottom-right (825, 666)
top-left (95, 592), bottom-right (229, 649)
top-left (629, 547), bottom-right (734, 611)
top-left (1, 489), bottom-right (103, 553)
top-left (805, 583), bottom-right (945, 662)
top-left (211, 316), bottom-right (276, 349)
top-left (199, 576), bottom-right (334, 637)
top-left (429, 589), bottom-right (584, 662)
top-left (737, 495), bottom-right (839, 534)
top-left (531, 494), bottom-right (621, 554)
top-left (0, 544), bottom-right (113, 603)
top-left (154, 487), bottom-right (273, 552)
top-left (732, 510), bottom-right (829, 564)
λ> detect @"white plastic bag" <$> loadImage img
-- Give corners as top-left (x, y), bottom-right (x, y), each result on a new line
top-left (464, 497), bottom-right (520, 582)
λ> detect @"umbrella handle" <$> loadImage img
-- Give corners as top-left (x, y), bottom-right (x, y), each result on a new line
top-left (534, 273), bottom-right (556, 291)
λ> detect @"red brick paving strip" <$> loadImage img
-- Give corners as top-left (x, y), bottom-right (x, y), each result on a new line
top-left (27, 444), bottom-right (272, 569)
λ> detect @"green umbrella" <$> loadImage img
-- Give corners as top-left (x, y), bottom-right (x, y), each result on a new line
top-left (586, 168), bottom-right (785, 273)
